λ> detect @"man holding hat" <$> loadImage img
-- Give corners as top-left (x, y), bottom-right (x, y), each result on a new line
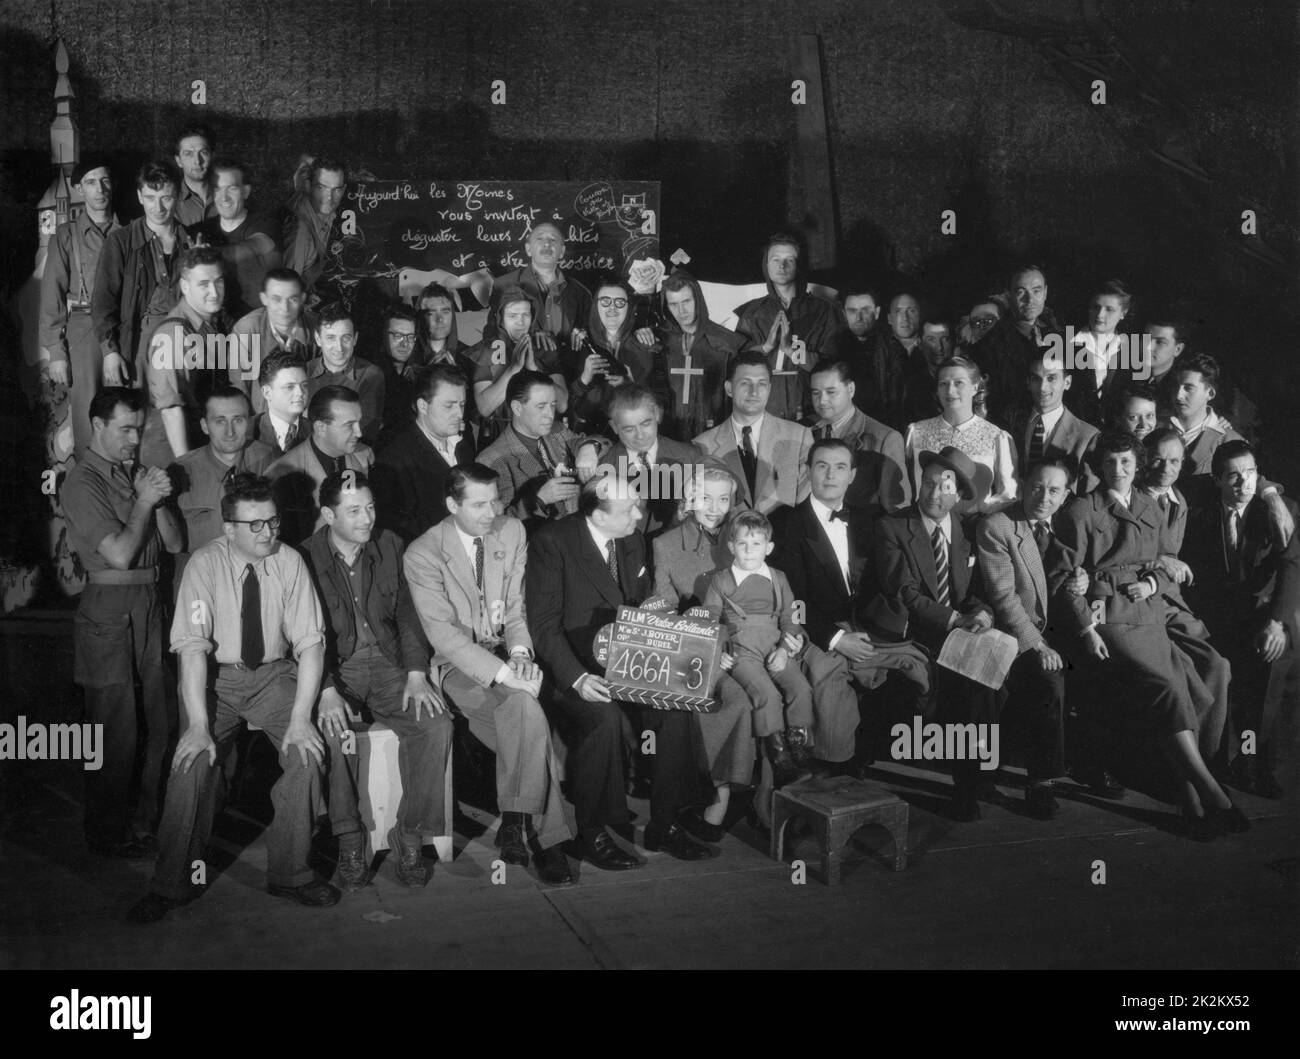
top-left (874, 445), bottom-right (996, 820)
top-left (39, 157), bottom-right (123, 456)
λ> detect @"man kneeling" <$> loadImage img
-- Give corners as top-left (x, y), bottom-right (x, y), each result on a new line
top-left (128, 474), bottom-right (337, 922)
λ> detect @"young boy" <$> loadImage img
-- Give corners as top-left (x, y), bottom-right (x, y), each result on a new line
top-left (704, 510), bottom-right (813, 787)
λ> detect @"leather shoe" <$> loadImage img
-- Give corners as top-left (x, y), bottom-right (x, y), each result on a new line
top-left (1025, 785), bottom-right (1060, 820)
top-left (581, 830), bottom-right (641, 870)
top-left (1075, 768), bottom-right (1126, 799)
top-left (534, 844), bottom-right (574, 885)
top-left (126, 890), bottom-right (190, 924)
top-left (785, 727), bottom-right (813, 769)
top-left (950, 788), bottom-right (981, 822)
top-left (677, 807), bottom-right (724, 844)
top-left (267, 879), bottom-right (342, 907)
top-left (387, 826), bottom-right (431, 887)
top-left (335, 834), bottom-right (370, 892)
top-left (496, 821), bottom-right (530, 866)
top-left (643, 822), bottom-right (712, 860)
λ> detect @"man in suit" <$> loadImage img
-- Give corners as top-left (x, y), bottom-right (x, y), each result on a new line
top-left (1063, 280), bottom-right (1138, 429)
top-left (971, 265), bottom-right (1064, 428)
top-left (875, 446), bottom-right (995, 820)
top-left (975, 458), bottom-right (1073, 819)
top-left (605, 384), bottom-right (704, 538)
top-left (476, 370), bottom-right (582, 533)
top-left (301, 472), bottom-right (452, 889)
top-left (1006, 347), bottom-right (1100, 494)
top-left (1183, 440), bottom-right (1300, 798)
top-left (693, 350), bottom-right (811, 516)
top-left (526, 473), bottom-right (716, 867)
top-left (230, 268), bottom-right (317, 413)
top-left (252, 350), bottom-right (308, 456)
top-left (805, 359), bottom-right (909, 512)
top-left (404, 464), bottom-right (574, 884)
top-left (771, 438), bottom-right (880, 775)
top-left (266, 385), bottom-right (374, 544)
top-left (373, 364), bottom-right (475, 542)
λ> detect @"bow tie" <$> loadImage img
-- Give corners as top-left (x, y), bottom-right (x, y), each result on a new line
top-left (829, 508), bottom-right (849, 523)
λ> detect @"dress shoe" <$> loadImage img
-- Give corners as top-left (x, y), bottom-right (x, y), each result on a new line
top-left (643, 822), bottom-right (712, 860)
top-left (1025, 785), bottom-right (1060, 820)
top-left (950, 788), bottom-right (981, 822)
top-left (534, 844), bottom-right (574, 885)
top-left (1204, 803), bottom-right (1251, 834)
top-left (495, 821), bottom-right (530, 866)
top-left (334, 837), bottom-right (370, 893)
top-left (267, 879), bottom-right (342, 907)
top-left (1074, 768), bottom-right (1126, 799)
top-left (387, 826), bottom-right (431, 887)
top-left (765, 732), bottom-right (811, 789)
top-left (677, 806), bottom-right (724, 844)
top-left (88, 836), bottom-right (153, 859)
top-left (126, 890), bottom-right (191, 924)
top-left (581, 830), bottom-right (641, 871)
top-left (785, 727), bottom-right (813, 769)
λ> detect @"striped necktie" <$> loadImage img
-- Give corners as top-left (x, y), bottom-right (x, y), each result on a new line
top-left (931, 525), bottom-right (951, 607)
top-left (1028, 414), bottom-right (1046, 463)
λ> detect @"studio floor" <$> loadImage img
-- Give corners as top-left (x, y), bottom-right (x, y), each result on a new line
top-left (1, 754), bottom-right (1295, 971)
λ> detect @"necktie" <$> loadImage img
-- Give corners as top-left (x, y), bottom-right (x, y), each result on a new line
top-left (1033, 520), bottom-right (1050, 556)
top-left (829, 508), bottom-right (849, 523)
top-left (931, 525), bottom-right (951, 607)
top-left (284, 421), bottom-right (298, 449)
top-left (1227, 510), bottom-right (1242, 578)
top-left (473, 536), bottom-right (484, 592)
top-left (740, 425), bottom-right (757, 498)
top-left (1158, 493), bottom-right (1170, 513)
top-left (818, 423), bottom-right (833, 441)
top-left (636, 451), bottom-right (650, 475)
top-left (1028, 414), bottom-right (1046, 464)
top-left (605, 539), bottom-right (619, 587)
top-left (536, 437), bottom-right (556, 473)
top-left (241, 563), bottom-right (263, 668)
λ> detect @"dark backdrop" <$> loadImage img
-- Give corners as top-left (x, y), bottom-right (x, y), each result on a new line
top-left (1, 0), bottom-right (1297, 464)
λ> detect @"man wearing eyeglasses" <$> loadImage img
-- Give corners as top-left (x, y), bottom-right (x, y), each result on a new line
top-left (283, 156), bottom-right (346, 298)
top-left (306, 304), bottom-right (385, 444)
top-left (128, 472), bottom-right (340, 922)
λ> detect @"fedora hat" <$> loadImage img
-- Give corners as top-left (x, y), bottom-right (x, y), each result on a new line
top-left (919, 446), bottom-right (981, 502)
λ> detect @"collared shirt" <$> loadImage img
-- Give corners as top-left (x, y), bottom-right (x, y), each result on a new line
top-left (145, 297), bottom-right (224, 412)
top-left (1107, 489), bottom-right (1131, 509)
top-left (171, 537), bottom-right (324, 663)
top-left (330, 535), bottom-right (378, 650)
top-left (1075, 331), bottom-right (1121, 390)
top-left (731, 562), bottom-right (773, 585)
top-left (453, 524), bottom-right (484, 584)
top-left (920, 512), bottom-right (952, 546)
top-left (1170, 408), bottom-right (1226, 447)
top-left (39, 211), bottom-right (122, 353)
top-left (810, 495), bottom-right (851, 588)
top-left (267, 411), bottom-right (300, 451)
top-left (61, 448), bottom-right (162, 575)
top-left (173, 180), bottom-right (216, 229)
top-left (417, 419), bottom-right (462, 465)
top-left (731, 414), bottom-right (765, 452)
top-left (586, 518), bottom-right (615, 560)
top-left (311, 438), bottom-right (347, 478)
top-left (1034, 405), bottom-right (1065, 438)
top-left (174, 442), bottom-right (274, 550)
top-left (530, 265), bottom-right (568, 336)
top-left (629, 441), bottom-right (659, 471)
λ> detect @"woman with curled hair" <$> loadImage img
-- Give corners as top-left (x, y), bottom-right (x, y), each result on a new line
top-left (1049, 430), bottom-right (1246, 839)
top-left (903, 355), bottom-right (1017, 513)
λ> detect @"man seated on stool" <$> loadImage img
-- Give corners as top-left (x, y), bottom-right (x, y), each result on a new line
top-left (404, 464), bottom-right (575, 884)
top-left (302, 472), bottom-right (453, 889)
top-left (128, 473), bottom-right (337, 922)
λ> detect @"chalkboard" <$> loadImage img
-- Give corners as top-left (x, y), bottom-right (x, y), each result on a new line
top-left (601, 606), bottom-right (723, 712)
top-left (319, 179), bottom-right (661, 314)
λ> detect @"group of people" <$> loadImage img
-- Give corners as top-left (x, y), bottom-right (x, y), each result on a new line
top-left (41, 130), bottom-right (1294, 925)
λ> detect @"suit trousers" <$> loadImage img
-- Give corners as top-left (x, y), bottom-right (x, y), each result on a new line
top-left (547, 688), bottom-right (709, 833)
top-left (149, 659), bottom-right (320, 900)
top-left (324, 644), bottom-right (453, 843)
top-left (730, 651), bottom-right (814, 737)
top-left (993, 649), bottom-right (1066, 784)
top-left (74, 583), bottom-right (172, 844)
top-left (805, 644), bottom-right (862, 763)
top-left (440, 666), bottom-right (573, 849)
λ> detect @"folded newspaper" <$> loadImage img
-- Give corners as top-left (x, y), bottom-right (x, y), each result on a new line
top-left (937, 626), bottom-right (1019, 689)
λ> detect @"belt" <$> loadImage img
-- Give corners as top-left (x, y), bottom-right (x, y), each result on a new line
top-left (66, 301), bottom-right (92, 314)
top-left (86, 567), bottom-right (158, 585)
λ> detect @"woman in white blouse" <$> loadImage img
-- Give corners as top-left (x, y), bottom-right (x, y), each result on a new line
top-left (904, 355), bottom-right (1017, 512)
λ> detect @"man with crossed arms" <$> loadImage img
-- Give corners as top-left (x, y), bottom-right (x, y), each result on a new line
top-left (404, 464), bottom-right (575, 885)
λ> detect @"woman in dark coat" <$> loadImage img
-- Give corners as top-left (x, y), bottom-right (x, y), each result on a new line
top-left (1051, 431), bottom-right (1246, 839)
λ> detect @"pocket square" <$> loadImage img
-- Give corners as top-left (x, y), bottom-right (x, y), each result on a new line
top-left (637, 566), bottom-right (647, 577)
top-left (967, 555), bottom-right (976, 567)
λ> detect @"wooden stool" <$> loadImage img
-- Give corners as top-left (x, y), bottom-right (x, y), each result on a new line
top-left (770, 776), bottom-right (908, 884)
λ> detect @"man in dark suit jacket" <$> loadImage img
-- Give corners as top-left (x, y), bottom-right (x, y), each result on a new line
top-left (525, 474), bottom-right (715, 868)
top-left (975, 459), bottom-right (1073, 819)
top-left (299, 472), bottom-right (452, 889)
top-left (605, 384), bottom-right (704, 539)
top-left (1005, 347), bottom-right (1100, 494)
top-left (252, 350), bottom-right (308, 457)
top-left (875, 446), bottom-right (995, 820)
top-left (1183, 440), bottom-right (1300, 796)
top-left (970, 265), bottom-right (1064, 428)
top-left (771, 438), bottom-right (879, 774)
top-left (373, 364), bottom-right (475, 542)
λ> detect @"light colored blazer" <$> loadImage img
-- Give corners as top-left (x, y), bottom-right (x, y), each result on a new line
top-left (477, 424), bottom-right (585, 522)
top-left (693, 414), bottom-right (811, 515)
top-left (403, 514), bottom-right (532, 689)
top-left (976, 504), bottom-right (1049, 654)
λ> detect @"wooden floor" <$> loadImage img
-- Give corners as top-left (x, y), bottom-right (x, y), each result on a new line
top-left (1, 758), bottom-right (1295, 970)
